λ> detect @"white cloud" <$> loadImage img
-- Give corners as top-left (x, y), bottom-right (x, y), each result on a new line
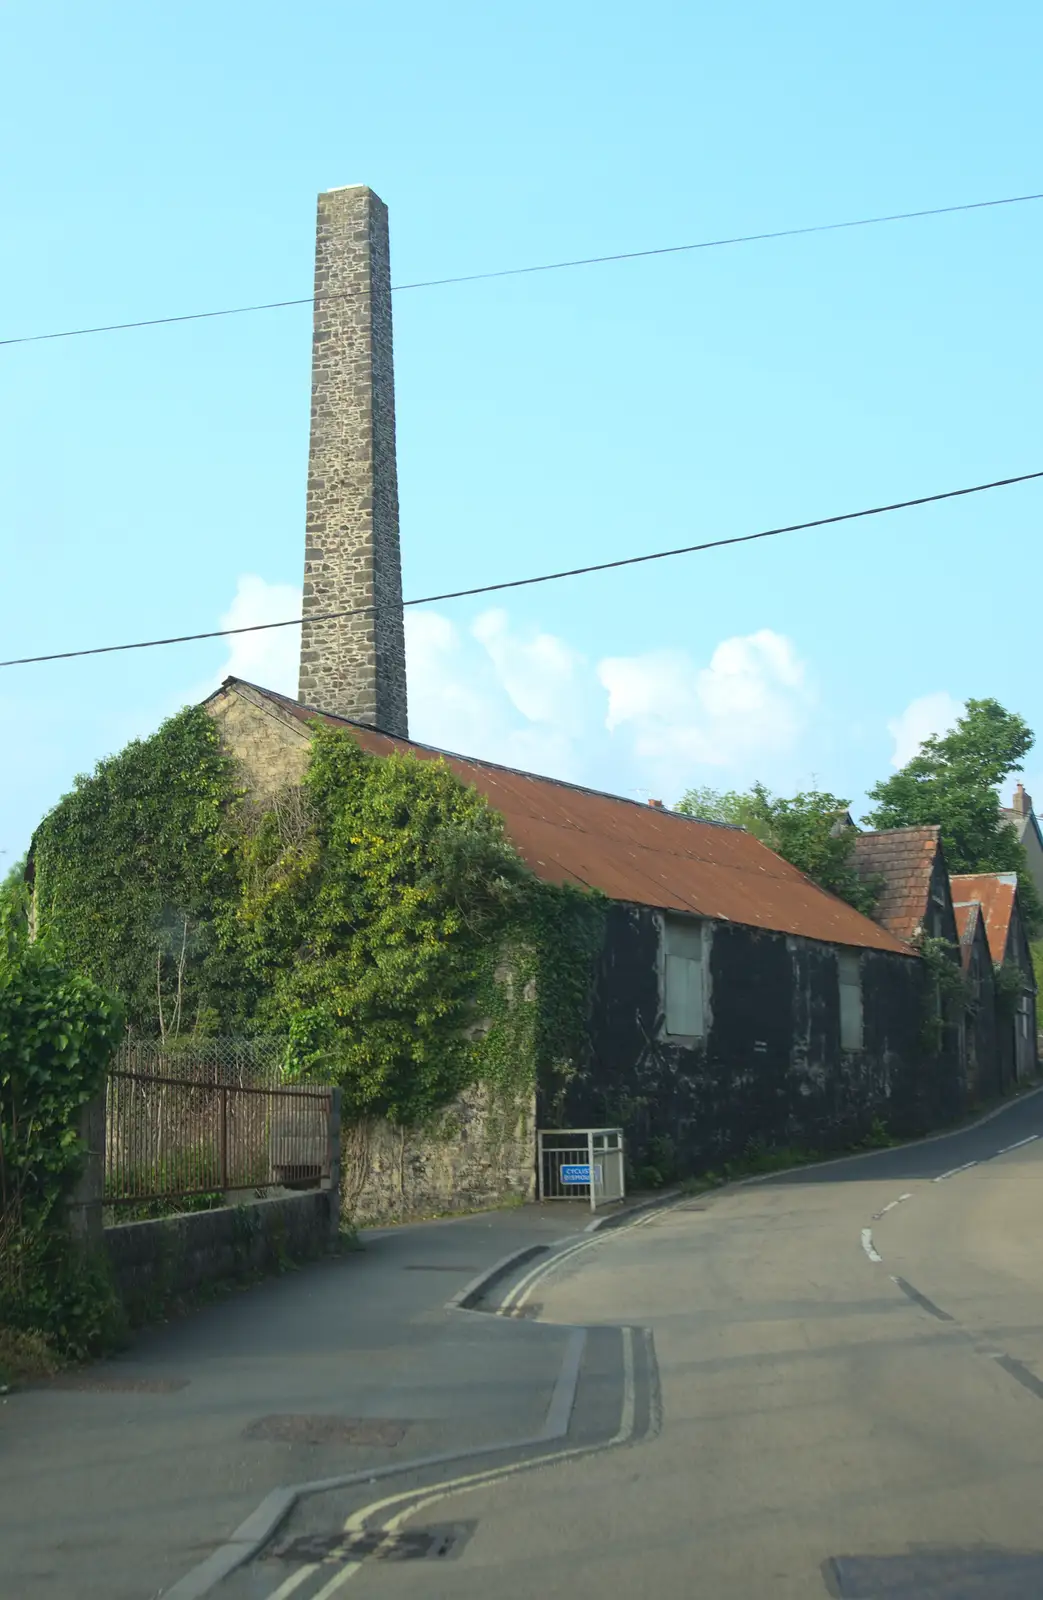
top-left (887, 692), bottom-right (962, 769)
top-left (598, 629), bottom-right (811, 781)
top-left (196, 579), bottom-right (817, 807)
top-left (471, 608), bottom-right (588, 734)
top-left (190, 574), bottom-right (303, 703)
top-left (404, 610), bottom-right (502, 753)
top-left (406, 608), bottom-right (588, 779)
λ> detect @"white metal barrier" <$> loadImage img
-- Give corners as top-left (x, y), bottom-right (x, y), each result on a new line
top-left (537, 1128), bottom-right (625, 1213)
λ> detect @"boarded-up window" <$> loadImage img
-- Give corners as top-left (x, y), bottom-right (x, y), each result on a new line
top-left (838, 950), bottom-right (863, 1051)
top-left (663, 917), bottom-right (704, 1038)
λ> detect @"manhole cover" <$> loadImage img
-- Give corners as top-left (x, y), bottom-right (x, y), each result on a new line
top-left (43, 1375), bottom-right (188, 1393)
top-left (269, 1523), bottom-right (475, 1564)
top-left (244, 1415), bottom-right (408, 1446)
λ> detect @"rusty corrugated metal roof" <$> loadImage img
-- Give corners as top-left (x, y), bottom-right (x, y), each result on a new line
top-left (224, 679), bottom-right (913, 955)
top-left (950, 873), bottom-right (1018, 964)
top-left (851, 826), bottom-right (941, 942)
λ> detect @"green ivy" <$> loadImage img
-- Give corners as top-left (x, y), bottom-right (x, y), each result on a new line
top-left (915, 933), bottom-right (967, 1054)
top-left (33, 715), bottom-right (606, 1128)
top-left (32, 707), bottom-right (245, 1038)
top-left (992, 959), bottom-right (1025, 1023)
top-left (233, 727), bottom-right (538, 1121)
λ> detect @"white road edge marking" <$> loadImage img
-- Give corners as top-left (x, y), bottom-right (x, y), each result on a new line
top-left (500, 1203), bottom-right (662, 1317)
top-left (498, 1236), bottom-right (601, 1315)
top-left (871, 1192), bottom-right (914, 1221)
top-left (293, 1329), bottom-right (639, 1599)
top-left (997, 1133), bottom-right (1040, 1155)
top-left (933, 1160), bottom-right (978, 1182)
top-left (861, 1228), bottom-right (882, 1262)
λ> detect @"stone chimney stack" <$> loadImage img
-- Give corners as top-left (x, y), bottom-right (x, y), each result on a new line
top-left (1013, 782), bottom-right (1031, 817)
top-left (298, 185), bottom-right (408, 736)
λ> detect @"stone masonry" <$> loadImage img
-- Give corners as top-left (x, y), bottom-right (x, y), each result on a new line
top-left (298, 185), bottom-right (409, 736)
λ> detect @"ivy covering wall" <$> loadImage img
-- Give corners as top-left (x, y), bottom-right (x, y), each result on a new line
top-left (31, 709), bottom-right (605, 1127)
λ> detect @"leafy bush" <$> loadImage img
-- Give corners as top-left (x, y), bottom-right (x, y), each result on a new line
top-left (0, 923), bottom-right (125, 1362)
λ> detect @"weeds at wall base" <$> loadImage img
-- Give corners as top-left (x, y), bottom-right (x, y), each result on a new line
top-left (0, 1326), bottom-right (63, 1390)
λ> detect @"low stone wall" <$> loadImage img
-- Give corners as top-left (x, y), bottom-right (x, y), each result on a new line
top-left (342, 1082), bottom-right (537, 1226)
top-left (105, 1190), bottom-right (336, 1321)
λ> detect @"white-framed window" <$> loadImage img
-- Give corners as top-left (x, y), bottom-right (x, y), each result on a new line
top-left (838, 949), bottom-right (863, 1051)
top-left (663, 916), bottom-right (705, 1039)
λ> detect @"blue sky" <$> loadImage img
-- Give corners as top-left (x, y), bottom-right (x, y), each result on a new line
top-left (2, 0), bottom-right (1042, 869)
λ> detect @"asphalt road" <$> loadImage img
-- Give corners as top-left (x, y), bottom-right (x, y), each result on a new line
top-left (218, 1086), bottom-right (1043, 1600)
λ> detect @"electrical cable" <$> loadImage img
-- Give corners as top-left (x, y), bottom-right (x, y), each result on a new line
top-left (2, 190), bottom-right (1040, 348)
top-left (2, 467), bottom-right (1039, 669)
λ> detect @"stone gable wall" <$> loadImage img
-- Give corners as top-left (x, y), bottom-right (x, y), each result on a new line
top-left (206, 686), bottom-right (536, 1224)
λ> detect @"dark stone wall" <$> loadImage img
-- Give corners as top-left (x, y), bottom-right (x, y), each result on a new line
top-left (964, 934), bottom-right (1002, 1103)
top-left (545, 904), bottom-right (964, 1180)
top-left (105, 1190), bottom-right (336, 1324)
top-left (1007, 903), bottom-right (1039, 1083)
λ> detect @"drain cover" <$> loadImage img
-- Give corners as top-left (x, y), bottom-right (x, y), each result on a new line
top-left (244, 1415), bottom-right (408, 1446)
top-left (404, 1264), bottom-right (480, 1272)
top-left (270, 1523), bottom-right (475, 1564)
top-left (827, 1547), bottom-right (1043, 1596)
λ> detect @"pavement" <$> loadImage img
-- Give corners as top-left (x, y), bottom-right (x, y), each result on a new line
top-left (7, 1089), bottom-right (1043, 1600)
top-left (0, 1200), bottom-right (624, 1600)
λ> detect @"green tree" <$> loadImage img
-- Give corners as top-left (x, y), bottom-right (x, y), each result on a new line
top-left (864, 698), bottom-right (1042, 933)
top-left (676, 782), bottom-right (877, 914)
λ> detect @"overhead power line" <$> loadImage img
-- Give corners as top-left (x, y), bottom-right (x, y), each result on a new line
top-left (2, 468), bottom-right (1040, 671)
top-left (2, 190), bottom-right (1041, 349)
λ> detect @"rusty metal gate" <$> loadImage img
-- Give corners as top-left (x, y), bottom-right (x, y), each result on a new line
top-left (536, 1128), bottom-right (625, 1213)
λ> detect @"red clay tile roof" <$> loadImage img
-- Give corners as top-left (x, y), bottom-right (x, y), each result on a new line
top-left (950, 873), bottom-right (1017, 964)
top-left (850, 826), bottom-right (941, 942)
top-left (221, 680), bottom-right (912, 956)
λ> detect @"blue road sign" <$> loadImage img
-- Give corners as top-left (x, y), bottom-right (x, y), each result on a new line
top-left (561, 1163), bottom-right (601, 1185)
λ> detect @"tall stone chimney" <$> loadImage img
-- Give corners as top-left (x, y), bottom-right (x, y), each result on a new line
top-left (298, 185), bottom-right (408, 736)
top-left (1013, 782), bottom-right (1031, 817)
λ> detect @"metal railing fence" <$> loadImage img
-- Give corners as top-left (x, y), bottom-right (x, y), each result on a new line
top-left (537, 1128), bottom-right (625, 1212)
top-left (104, 1038), bottom-right (333, 1206)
